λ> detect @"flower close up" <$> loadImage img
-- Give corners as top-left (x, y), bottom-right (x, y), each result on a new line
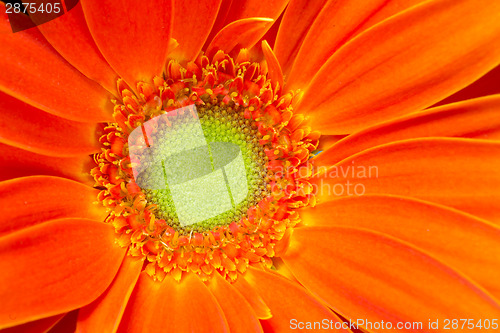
top-left (1, 0), bottom-right (500, 332)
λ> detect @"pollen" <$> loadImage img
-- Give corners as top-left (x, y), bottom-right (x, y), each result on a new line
top-left (92, 50), bottom-right (320, 282)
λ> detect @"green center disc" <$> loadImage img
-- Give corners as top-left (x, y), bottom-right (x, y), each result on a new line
top-left (135, 104), bottom-right (268, 233)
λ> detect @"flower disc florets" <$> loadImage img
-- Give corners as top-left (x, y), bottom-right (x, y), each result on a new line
top-left (92, 49), bottom-right (320, 281)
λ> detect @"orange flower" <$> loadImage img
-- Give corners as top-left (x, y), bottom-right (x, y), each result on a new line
top-left (1, 0), bottom-right (500, 332)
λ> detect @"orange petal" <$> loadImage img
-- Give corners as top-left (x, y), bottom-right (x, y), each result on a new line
top-left (316, 94), bottom-right (500, 166)
top-left (0, 219), bottom-right (126, 329)
top-left (0, 3), bottom-right (112, 123)
top-left (81, 0), bottom-right (172, 88)
top-left (261, 40), bottom-right (284, 91)
top-left (47, 311), bottom-right (78, 333)
top-left (283, 226), bottom-right (500, 328)
top-left (316, 135), bottom-right (346, 152)
top-left (0, 92), bottom-right (100, 157)
top-left (206, 0), bottom-right (287, 48)
top-left (207, 272), bottom-right (263, 333)
top-left (169, 0), bottom-right (222, 62)
top-left (224, 0), bottom-right (287, 23)
top-left (435, 64), bottom-right (500, 107)
top-left (206, 18), bottom-right (274, 58)
top-left (33, 2), bottom-right (118, 94)
top-left (259, 14), bottom-right (282, 50)
top-left (0, 143), bottom-right (93, 185)
top-left (244, 267), bottom-right (350, 332)
top-left (232, 272), bottom-right (272, 320)
top-left (0, 176), bottom-right (106, 237)
top-left (297, 0), bottom-right (500, 134)
top-left (118, 273), bottom-right (229, 332)
top-left (0, 314), bottom-right (65, 333)
top-left (77, 256), bottom-right (144, 333)
top-left (300, 195), bottom-right (500, 298)
top-left (286, 0), bottom-right (424, 91)
top-left (201, 0), bottom-right (232, 50)
top-left (272, 258), bottom-right (300, 284)
top-left (273, 0), bottom-right (328, 75)
top-left (312, 138), bottom-right (500, 223)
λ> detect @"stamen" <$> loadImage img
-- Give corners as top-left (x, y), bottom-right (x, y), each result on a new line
top-left (92, 50), bottom-right (320, 282)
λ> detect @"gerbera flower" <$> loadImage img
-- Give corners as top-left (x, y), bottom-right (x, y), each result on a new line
top-left (1, 0), bottom-right (500, 332)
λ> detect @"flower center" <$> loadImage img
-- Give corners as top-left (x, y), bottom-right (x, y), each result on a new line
top-left (92, 50), bottom-right (320, 282)
top-left (134, 100), bottom-right (268, 233)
